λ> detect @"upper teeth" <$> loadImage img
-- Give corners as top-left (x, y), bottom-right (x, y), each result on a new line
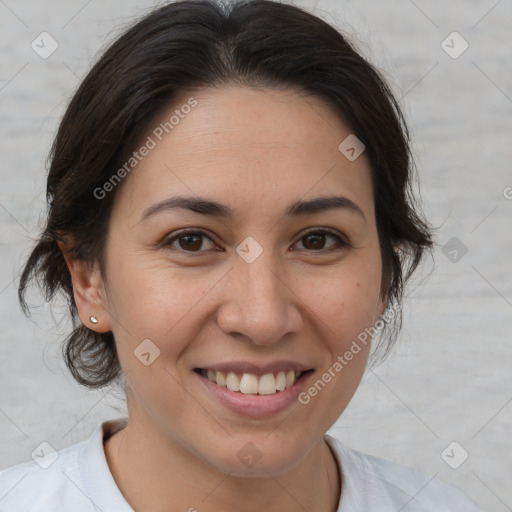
top-left (204, 370), bottom-right (300, 395)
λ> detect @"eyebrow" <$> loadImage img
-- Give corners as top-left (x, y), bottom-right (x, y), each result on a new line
top-left (139, 194), bottom-right (366, 223)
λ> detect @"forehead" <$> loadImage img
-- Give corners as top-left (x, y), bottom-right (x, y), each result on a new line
top-left (113, 85), bottom-right (374, 223)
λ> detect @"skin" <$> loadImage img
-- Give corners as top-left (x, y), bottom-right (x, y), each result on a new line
top-left (61, 85), bottom-right (387, 512)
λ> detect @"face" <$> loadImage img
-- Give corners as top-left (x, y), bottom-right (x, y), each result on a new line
top-left (78, 85), bottom-right (386, 476)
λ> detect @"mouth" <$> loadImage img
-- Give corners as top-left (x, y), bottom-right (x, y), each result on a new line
top-left (194, 368), bottom-right (314, 395)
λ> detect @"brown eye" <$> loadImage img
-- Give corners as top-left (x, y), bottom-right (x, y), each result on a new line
top-left (164, 230), bottom-right (217, 253)
top-left (294, 228), bottom-right (349, 252)
top-left (302, 232), bottom-right (327, 250)
top-left (178, 234), bottom-right (203, 251)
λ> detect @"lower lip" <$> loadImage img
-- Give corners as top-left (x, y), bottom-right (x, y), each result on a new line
top-left (195, 371), bottom-right (313, 418)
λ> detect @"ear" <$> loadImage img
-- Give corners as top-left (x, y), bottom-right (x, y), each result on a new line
top-left (57, 239), bottom-right (112, 333)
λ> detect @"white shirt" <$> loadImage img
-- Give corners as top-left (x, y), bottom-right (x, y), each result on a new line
top-left (0, 417), bottom-right (484, 511)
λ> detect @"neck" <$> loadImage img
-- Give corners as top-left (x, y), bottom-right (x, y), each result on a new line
top-left (104, 416), bottom-right (341, 512)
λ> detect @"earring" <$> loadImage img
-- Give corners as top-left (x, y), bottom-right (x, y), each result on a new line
top-left (90, 315), bottom-right (98, 324)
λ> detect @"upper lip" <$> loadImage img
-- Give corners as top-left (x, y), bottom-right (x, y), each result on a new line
top-left (195, 360), bottom-right (313, 376)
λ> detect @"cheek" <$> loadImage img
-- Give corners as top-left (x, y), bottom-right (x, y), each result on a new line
top-left (105, 260), bottom-right (212, 417)
top-left (104, 251), bottom-right (214, 357)
top-left (300, 259), bottom-right (383, 342)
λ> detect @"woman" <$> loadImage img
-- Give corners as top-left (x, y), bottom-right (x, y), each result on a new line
top-left (0, 0), bottom-right (484, 510)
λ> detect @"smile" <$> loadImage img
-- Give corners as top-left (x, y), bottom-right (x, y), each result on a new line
top-left (195, 369), bottom-right (309, 395)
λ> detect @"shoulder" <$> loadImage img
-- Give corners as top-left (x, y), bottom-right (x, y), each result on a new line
top-left (0, 438), bottom-right (90, 511)
top-left (324, 435), bottom-right (485, 512)
top-left (0, 417), bottom-right (130, 512)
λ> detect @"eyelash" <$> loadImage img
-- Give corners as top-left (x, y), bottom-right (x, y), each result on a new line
top-left (161, 227), bottom-right (350, 255)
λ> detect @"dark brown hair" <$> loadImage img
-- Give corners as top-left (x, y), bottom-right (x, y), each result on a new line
top-left (18, 0), bottom-right (433, 389)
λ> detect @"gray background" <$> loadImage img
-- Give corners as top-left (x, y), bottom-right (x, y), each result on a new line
top-left (1, 0), bottom-right (511, 510)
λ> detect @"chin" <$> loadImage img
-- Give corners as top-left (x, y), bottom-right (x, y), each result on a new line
top-left (200, 434), bottom-right (315, 478)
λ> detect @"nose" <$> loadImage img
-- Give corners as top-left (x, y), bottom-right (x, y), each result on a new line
top-left (216, 247), bottom-right (303, 347)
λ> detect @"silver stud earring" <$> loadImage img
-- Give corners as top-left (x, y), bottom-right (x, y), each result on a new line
top-left (90, 315), bottom-right (98, 324)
